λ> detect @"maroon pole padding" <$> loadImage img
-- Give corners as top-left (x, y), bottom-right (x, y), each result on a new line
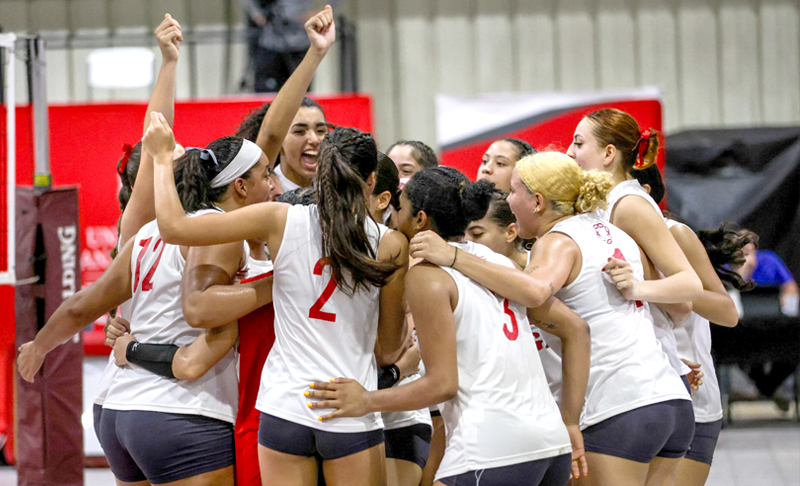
top-left (16, 187), bottom-right (83, 486)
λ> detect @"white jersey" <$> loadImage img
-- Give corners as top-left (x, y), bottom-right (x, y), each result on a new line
top-left (597, 180), bottom-right (690, 377)
top-left (102, 212), bottom-right (239, 423)
top-left (435, 241), bottom-right (571, 481)
top-left (274, 164), bottom-right (302, 192)
top-left (382, 372), bottom-right (433, 431)
top-left (667, 220), bottom-right (723, 423)
top-left (256, 204), bottom-right (387, 432)
top-left (596, 178), bottom-right (662, 222)
top-left (524, 251), bottom-right (569, 404)
top-left (93, 300), bottom-right (132, 406)
top-left (548, 214), bottom-right (690, 430)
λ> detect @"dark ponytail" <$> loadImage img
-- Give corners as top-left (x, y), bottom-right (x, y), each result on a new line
top-left (405, 166), bottom-right (494, 239)
top-left (696, 223), bottom-right (758, 291)
top-left (315, 127), bottom-right (400, 295)
top-left (374, 152), bottom-right (401, 210)
top-left (173, 136), bottom-right (248, 212)
top-left (630, 164), bottom-right (665, 204)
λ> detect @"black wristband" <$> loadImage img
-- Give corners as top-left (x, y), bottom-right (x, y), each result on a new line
top-left (126, 342), bottom-right (179, 379)
top-left (377, 364), bottom-right (401, 389)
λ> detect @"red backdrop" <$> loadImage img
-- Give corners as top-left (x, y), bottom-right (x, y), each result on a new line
top-left (0, 94), bottom-right (372, 462)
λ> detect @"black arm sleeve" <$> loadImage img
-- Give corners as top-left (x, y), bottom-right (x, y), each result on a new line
top-left (377, 364), bottom-right (401, 389)
top-left (126, 342), bottom-right (179, 379)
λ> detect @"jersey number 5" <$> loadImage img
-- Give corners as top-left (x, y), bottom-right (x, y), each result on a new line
top-left (133, 237), bottom-right (164, 293)
top-left (502, 299), bottom-right (519, 341)
top-left (309, 258), bottom-right (337, 322)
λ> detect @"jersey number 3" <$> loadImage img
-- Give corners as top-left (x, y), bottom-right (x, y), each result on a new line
top-left (309, 258), bottom-right (337, 322)
top-left (134, 237), bottom-right (164, 293)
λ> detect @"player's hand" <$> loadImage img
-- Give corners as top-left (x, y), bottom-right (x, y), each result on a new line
top-left (113, 334), bottom-right (137, 367)
top-left (602, 258), bottom-right (637, 300)
top-left (155, 13), bottom-right (182, 63)
top-left (305, 378), bottom-right (371, 420)
top-left (395, 342), bottom-right (421, 379)
top-left (305, 5), bottom-right (335, 56)
top-left (105, 316), bottom-right (131, 348)
top-left (143, 112), bottom-right (176, 160)
top-left (566, 424), bottom-right (589, 479)
top-left (682, 359), bottom-right (704, 393)
top-left (409, 230), bottom-right (455, 267)
top-left (17, 341), bottom-right (45, 383)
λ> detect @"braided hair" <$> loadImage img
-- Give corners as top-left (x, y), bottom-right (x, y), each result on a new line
top-left (405, 166), bottom-right (495, 239)
top-left (315, 127), bottom-right (401, 294)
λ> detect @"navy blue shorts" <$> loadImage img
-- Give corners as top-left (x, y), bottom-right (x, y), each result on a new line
top-left (439, 453), bottom-right (571, 486)
top-left (583, 399), bottom-right (695, 463)
top-left (258, 412), bottom-right (384, 460)
top-left (385, 423), bottom-right (433, 468)
top-left (684, 420), bottom-right (723, 465)
top-left (97, 407), bottom-right (234, 484)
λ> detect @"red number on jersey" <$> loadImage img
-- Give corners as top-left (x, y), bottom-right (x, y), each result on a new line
top-left (502, 298), bottom-right (519, 341)
top-left (309, 258), bottom-right (337, 322)
top-left (611, 248), bottom-right (643, 308)
top-left (532, 330), bottom-right (550, 351)
top-left (133, 237), bottom-right (164, 293)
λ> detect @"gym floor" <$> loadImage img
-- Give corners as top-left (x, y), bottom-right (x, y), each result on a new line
top-left (1, 403), bottom-right (797, 486)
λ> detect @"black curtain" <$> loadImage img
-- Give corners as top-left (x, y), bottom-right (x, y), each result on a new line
top-left (665, 127), bottom-right (799, 280)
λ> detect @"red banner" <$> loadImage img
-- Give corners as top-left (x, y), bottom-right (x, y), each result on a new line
top-left (4, 94), bottom-right (372, 288)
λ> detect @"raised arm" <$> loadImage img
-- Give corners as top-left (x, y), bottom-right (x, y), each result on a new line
top-left (612, 197), bottom-right (702, 303)
top-left (670, 224), bottom-right (738, 327)
top-left (145, 111), bottom-right (289, 247)
top-left (17, 239), bottom-right (134, 382)
top-left (256, 5), bottom-right (336, 166)
top-left (409, 230), bottom-right (577, 309)
top-left (375, 230), bottom-right (410, 365)
top-left (119, 14), bottom-right (182, 244)
top-left (307, 263), bottom-right (459, 419)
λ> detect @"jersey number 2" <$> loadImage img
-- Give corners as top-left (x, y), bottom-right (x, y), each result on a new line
top-left (309, 258), bottom-right (337, 322)
top-left (133, 237), bottom-right (164, 293)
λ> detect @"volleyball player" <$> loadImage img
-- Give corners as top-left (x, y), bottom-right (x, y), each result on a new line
top-left (476, 138), bottom-right (536, 193)
top-left (368, 152), bottom-right (400, 226)
top-left (409, 153), bottom-right (695, 486)
top-left (465, 192), bottom-right (565, 402)
top-left (305, 166), bottom-right (591, 485)
top-left (632, 166), bottom-right (753, 485)
top-left (146, 95), bottom-right (408, 485)
top-left (386, 140), bottom-right (438, 188)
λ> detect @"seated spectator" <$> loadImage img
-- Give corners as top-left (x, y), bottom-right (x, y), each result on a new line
top-left (736, 242), bottom-right (799, 411)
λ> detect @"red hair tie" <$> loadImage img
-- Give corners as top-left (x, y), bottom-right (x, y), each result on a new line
top-left (119, 144), bottom-right (133, 175)
top-left (634, 129), bottom-right (652, 169)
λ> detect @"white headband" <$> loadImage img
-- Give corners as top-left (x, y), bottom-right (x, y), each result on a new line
top-left (210, 139), bottom-right (263, 188)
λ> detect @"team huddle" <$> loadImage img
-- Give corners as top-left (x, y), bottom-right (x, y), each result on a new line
top-left (15, 6), bottom-right (756, 486)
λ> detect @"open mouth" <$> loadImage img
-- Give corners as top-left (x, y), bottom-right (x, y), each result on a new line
top-left (300, 150), bottom-right (318, 171)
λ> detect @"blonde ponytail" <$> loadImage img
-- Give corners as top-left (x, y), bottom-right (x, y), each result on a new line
top-left (575, 170), bottom-right (612, 213)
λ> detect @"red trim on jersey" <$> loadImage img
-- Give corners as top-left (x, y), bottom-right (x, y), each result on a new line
top-left (239, 271), bottom-right (273, 284)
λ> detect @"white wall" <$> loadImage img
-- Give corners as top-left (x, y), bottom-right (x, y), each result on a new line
top-left (1, 0), bottom-right (797, 149)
